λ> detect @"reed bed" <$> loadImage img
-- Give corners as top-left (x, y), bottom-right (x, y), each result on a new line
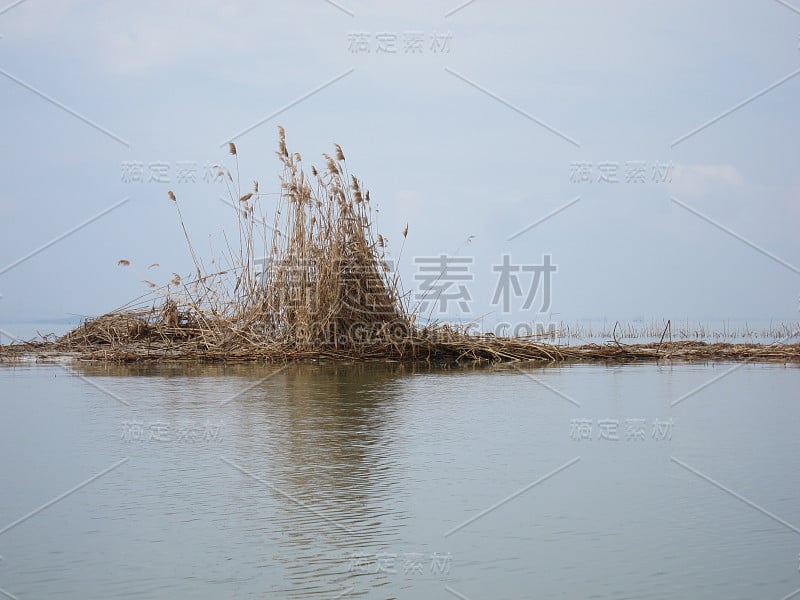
top-left (546, 319), bottom-right (800, 342)
top-left (1, 129), bottom-right (798, 365)
top-left (3, 326), bottom-right (799, 364)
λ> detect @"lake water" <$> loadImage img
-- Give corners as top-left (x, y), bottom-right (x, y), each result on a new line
top-left (0, 360), bottom-right (798, 599)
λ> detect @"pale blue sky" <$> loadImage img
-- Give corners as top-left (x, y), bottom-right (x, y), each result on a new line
top-left (0, 0), bottom-right (798, 333)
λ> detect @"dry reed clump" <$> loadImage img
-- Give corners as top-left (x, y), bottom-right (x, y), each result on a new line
top-left (42, 128), bottom-right (416, 361)
top-left (3, 128), bottom-right (798, 364)
top-left (255, 132), bottom-right (411, 349)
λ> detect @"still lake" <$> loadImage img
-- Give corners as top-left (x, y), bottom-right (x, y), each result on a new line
top-left (1, 360), bottom-right (798, 599)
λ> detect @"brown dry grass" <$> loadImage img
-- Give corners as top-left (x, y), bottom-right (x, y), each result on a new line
top-left (1, 128), bottom-right (798, 364)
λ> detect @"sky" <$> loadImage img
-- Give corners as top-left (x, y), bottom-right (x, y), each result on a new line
top-left (0, 0), bottom-right (798, 336)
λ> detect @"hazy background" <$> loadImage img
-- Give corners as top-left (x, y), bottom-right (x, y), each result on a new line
top-left (1, 0), bottom-right (798, 336)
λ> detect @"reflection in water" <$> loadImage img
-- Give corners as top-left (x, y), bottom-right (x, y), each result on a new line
top-left (4, 360), bottom-right (797, 600)
top-left (230, 363), bottom-right (411, 598)
top-left (69, 361), bottom-right (453, 598)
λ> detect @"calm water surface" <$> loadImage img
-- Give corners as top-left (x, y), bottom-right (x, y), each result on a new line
top-left (1, 360), bottom-right (798, 599)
